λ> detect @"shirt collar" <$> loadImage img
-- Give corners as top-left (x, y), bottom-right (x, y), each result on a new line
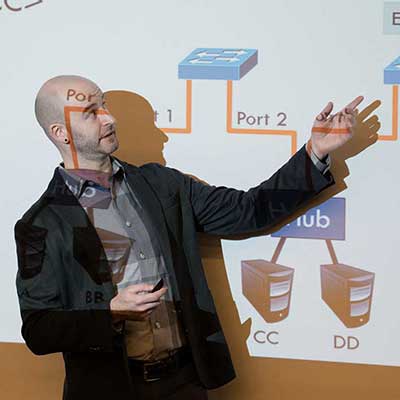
top-left (57, 156), bottom-right (125, 198)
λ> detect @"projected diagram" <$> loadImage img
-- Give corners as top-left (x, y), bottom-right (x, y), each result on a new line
top-left (241, 198), bottom-right (375, 329)
top-left (160, 48), bottom-right (397, 330)
top-left (161, 47), bottom-right (297, 154)
top-left (160, 47), bottom-right (399, 154)
top-left (267, 198), bottom-right (375, 329)
top-left (382, 55), bottom-right (400, 141)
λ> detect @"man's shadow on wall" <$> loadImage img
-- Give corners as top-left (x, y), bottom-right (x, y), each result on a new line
top-left (106, 90), bottom-right (380, 400)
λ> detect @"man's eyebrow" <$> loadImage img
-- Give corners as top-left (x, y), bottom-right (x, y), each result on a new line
top-left (82, 95), bottom-right (106, 113)
top-left (82, 103), bottom-right (97, 113)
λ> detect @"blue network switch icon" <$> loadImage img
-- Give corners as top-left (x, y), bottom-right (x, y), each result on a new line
top-left (178, 48), bottom-right (258, 80)
top-left (384, 56), bottom-right (400, 84)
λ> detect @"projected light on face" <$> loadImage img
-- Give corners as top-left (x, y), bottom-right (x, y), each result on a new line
top-left (63, 86), bottom-right (118, 168)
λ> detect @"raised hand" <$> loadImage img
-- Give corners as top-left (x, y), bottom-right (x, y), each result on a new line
top-left (310, 96), bottom-right (364, 159)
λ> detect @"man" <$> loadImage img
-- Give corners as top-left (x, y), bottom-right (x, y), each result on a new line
top-left (14, 75), bottom-right (362, 400)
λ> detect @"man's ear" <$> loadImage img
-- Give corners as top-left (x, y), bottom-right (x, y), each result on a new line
top-left (49, 123), bottom-right (68, 145)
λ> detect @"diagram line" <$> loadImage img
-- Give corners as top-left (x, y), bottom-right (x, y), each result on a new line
top-left (271, 237), bottom-right (286, 264)
top-left (160, 80), bottom-right (192, 134)
top-left (226, 80), bottom-right (297, 155)
top-left (378, 85), bottom-right (398, 141)
top-left (325, 239), bottom-right (339, 264)
top-left (64, 105), bottom-right (108, 169)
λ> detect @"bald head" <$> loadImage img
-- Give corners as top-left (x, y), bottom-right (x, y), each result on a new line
top-left (34, 75), bottom-right (100, 141)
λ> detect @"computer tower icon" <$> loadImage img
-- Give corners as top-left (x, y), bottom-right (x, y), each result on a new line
top-left (320, 263), bottom-right (375, 328)
top-left (241, 259), bottom-right (294, 323)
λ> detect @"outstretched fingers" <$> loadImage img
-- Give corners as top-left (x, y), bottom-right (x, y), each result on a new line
top-left (316, 101), bottom-right (334, 122)
top-left (343, 96), bottom-right (364, 114)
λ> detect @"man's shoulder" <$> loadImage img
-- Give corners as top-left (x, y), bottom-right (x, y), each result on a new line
top-left (115, 158), bottom-right (192, 199)
top-left (15, 169), bottom-right (60, 227)
top-left (16, 191), bottom-right (52, 227)
top-left (117, 158), bottom-right (184, 182)
top-left (120, 159), bottom-right (166, 172)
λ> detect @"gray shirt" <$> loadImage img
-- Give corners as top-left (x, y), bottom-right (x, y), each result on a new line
top-left (57, 156), bottom-right (187, 361)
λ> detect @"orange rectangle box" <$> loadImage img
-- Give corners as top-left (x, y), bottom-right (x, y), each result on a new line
top-left (320, 263), bottom-right (375, 328)
top-left (241, 259), bottom-right (294, 323)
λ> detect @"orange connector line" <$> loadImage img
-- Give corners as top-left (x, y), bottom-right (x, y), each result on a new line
top-left (378, 85), bottom-right (398, 141)
top-left (271, 237), bottom-right (286, 264)
top-left (64, 106), bottom-right (88, 168)
top-left (64, 106), bottom-right (111, 169)
top-left (226, 80), bottom-right (297, 155)
top-left (160, 80), bottom-right (192, 134)
top-left (325, 240), bottom-right (339, 264)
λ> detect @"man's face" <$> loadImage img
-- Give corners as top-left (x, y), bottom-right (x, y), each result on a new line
top-left (64, 84), bottom-right (118, 161)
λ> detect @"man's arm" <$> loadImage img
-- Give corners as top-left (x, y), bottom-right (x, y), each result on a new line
top-left (306, 138), bottom-right (331, 176)
top-left (160, 143), bottom-right (335, 236)
top-left (14, 219), bottom-right (123, 355)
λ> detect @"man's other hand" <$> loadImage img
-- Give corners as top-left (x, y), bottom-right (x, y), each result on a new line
top-left (110, 283), bottom-right (168, 322)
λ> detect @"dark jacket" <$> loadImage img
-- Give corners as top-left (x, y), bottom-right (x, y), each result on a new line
top-left (14, 144), bottom-right (334, 399)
